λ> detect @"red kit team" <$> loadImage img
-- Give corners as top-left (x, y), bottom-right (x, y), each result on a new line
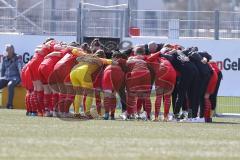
top-left (21, 38), bottom-right (222, 123)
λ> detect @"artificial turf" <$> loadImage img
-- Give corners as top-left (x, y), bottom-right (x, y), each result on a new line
top-left (0, 109), bottom-right (240, 160)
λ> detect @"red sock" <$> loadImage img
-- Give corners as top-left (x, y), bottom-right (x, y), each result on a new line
top-left (30, 91), bottom-right (38, 112)
top-left (126, 93), bottom-right (137, 115)
top-left (155, 94), bottom-right (162, 118)
top-left (104, 96), bottom-right (111, 113)
top-left (50, 93), bottom-right (59, 112)
top-left (64, 94), bottom-right (75, 113)
top-left (37, 91), bottom-right (44, 113)
top-left (28, 91), bottom-right (34, 112)
top-left (59, 93), bottom-right (67, 112)
top-left (44, 94), bottom-right (51, 112)
top-left (163, 95), bottom-right (171, 118)
top-left (83, 93), bottom-right (87, 112)
top-left (29, 91), bottom-right (37, 112)
top-left (95, 92), bottom-right (102, 114)
top-left (204, 98), bottom-right (211, 119)
top-left (25, 92), bottom-right (30, 112)
top-left (144, 96), bottom-right (152, 119)
top-left (110, 96), bottom-right (117, 117)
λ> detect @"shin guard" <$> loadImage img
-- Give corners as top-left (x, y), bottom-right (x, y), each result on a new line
top-left (36, 91), bottom-right (44, 113)
top-left (44, 94), bottom-right (51, 112)
top-left (155, 94), bottom-right (162, 119)
top-left (163, 95), bottom-right (171, 118)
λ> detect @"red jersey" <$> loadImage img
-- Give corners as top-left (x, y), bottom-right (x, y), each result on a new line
top-left (207, 63), bottom-right (218, 94)
top-left (28, 41), bottom-right (56, 81)
top-left (209, 61), bottom-right (221, 74)
top-left (126, 55), bottom-right (152, 93)
top-left (38, 49), bottom-right (70, 84)
top-left (102, 61), bottom-right (125, 91)
top-left (21, 65), bottom-right (33, 90)
top-left (49, 52), bottom-right (78, 84)
top-left (127, 55), bottom-right (149, 72)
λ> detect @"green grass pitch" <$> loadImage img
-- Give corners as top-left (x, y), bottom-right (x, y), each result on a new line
top-left (0, 109), bottom-right (240, 160)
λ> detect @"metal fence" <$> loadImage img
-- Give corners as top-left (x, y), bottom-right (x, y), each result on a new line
top-left (0, 0), bottom-right (77, 35)
top-left (81, 9), bottom-right (125, 38)
top-left (1, 1), bottom-right (240, 39)
top-left (131, 10), bottom-right (240, 39)
top-left (131, 10), bottom-right (215, 38)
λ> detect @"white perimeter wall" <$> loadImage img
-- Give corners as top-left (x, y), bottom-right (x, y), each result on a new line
top-left (124, 37), bottom-right (240, 97)
top-left (0, 35), bottom-right (239, 96)
top-left (0, 35), bottom-right (75, 63)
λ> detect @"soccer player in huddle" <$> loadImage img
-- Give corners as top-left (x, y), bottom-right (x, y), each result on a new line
top-left (209, 61), bottom-right (222, 117)
top-left (28, 38), bottom-right (56, 116)
top-left (120, 47), bottom-right (169, 120)
top-left (38, 42), bottom-right (72, 117)
top-left (21, 61), bottom-right (36, 116)
top-left (48, 42), bottom-right (84, 118)
top-left (119, 45), bottom-right (178, 121)
top-left (70, 49), bottom-right (113, 118)
top-left (22, 39), bottom-right (222, 123)
top-left (149, 52), bottom-right (177, 121)
top-left (102, 51), bottom-right (127, 120)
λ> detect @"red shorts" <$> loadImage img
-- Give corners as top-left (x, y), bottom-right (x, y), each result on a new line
top-left (21, 64), bottom-right (28, 87)
top-left (25, 67), bottom-right (33, 90)
top-left (64, 75), bottom-right (71, 83)
top-left (155, 59), bottom-right (176, 93)
top-left (126, 70), bottom-right (151, 93)
top-left (38, 56), bottom-right (64, 84)
top-left (209, 62), bottom-right (221, 74)
top-left (21, 65), bottom-right (33, 90)
top-left (38, 64), bottom-right (53, 84)
top-left (102, 65), bottom-right (125, 91)
top-left (207, 69), bottom-right (218, 94)
top-left (160, 58), bottom-right (179, 77)
top-left (150, 58), bottom-right (176, 93)
top-left (49, 54), bottom-right (78, 84)
top-left (48, 69), bottom-right (62, 84)
top-left (28, 54), bottom-right (44, 81)
top-left (92, 67), bottom-right (104, 89)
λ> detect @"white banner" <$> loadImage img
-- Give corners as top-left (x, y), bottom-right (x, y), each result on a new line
top-left (124, 37), bottom-right (240, 96)
top-left (0, 34), bottom-right (75, 65)
top-left (0, 35), bottom-right (238, 96)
